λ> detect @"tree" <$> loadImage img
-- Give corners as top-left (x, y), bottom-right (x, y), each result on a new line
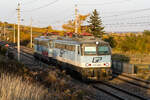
top-left (88, 9), bottom-right (104, 38)
top-left (62, 20), bottom-right (75, 33)
top-left (46, 26), bottom-right (53, 33)
top-left (62, 14), bottom-right (89, 33)
top-left (104, 36), bottom-right (116, 48)
top-left (143, 30), bottom-right (150, 36)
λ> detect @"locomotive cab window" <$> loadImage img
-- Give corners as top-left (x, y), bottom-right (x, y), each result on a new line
top-left (98, 46), bottom-right (110, 55)
top-left (82, 43), bottom-right (111, 56)
top-left (84, 47), bottom-right (96, 55)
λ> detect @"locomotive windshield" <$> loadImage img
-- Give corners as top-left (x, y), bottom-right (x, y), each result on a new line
top-left (98, 46), bottom-right (110, 55)
top-left (82, 44), bottom-right (111, 56)
top-left (84, 47), bottom-right (96, 55)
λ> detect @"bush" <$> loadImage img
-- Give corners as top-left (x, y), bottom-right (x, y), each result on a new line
top-left (104, 36), bottom-right (116, 48)
top-left (0, 47), bottom-right (8, 55)
top-left (0, 73), bottom-right (51, 100)
top-left (8, 51), bottom-right (14, 59)
top-left (143, 30), bottom-right (150, 36)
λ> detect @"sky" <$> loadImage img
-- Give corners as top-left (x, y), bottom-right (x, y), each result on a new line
top-left (0, 0), bottom-right (150, 32)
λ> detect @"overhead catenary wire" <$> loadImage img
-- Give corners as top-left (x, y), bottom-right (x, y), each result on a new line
top-left (78, 0), bottom-right (131, 6)
top-left (22, 0), bottom-right (41, 6)
top-left (104, 22), bottom-right (150, 26)
top-left (101, 7), bottom-right (150, 18)
top-left (22, 0), bottom-right (60, 12)
top-left (102, 15), bottom-right (150, 23)
top-left (1, 10), bottom-right (17, 21)
top-left (2, 0), bottom-right (150, 33)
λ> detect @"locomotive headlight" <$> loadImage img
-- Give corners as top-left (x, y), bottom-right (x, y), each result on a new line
top-left (96, 41), bottom-right (99, 44)
top-left (106, 63), bottom-right (109, 66)
top-left (104, 63), bottom-right (109, 66)
top-left (88, 64), bottom-right (91, 66)
top-left (85, 63), bottom-right (92, 67)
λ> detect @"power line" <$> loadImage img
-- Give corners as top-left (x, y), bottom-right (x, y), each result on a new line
top-left (1, 11), bottom-right (17, 21)
top-left (23, 0), bottom-right (41, 5)
top-left (104, 21), bottom-right (150, 27)
top-left (22, 0), bottom-right (60, 12)
top-left (47, 7), bottom-right (73, 19)
top-left (78, 0), bottom-right (130, 6)
top-left (102, 15), bottom-right (150, 22)
top-left (15, 0), bottom-right (150, 32)
top-left (101, 7), bottom-right (150, 18)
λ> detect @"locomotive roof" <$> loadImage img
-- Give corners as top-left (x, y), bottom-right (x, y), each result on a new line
top-left (34, 36), bottom-right (109, 45)
top-left (55, 36), bottom-right (109, 45)
top-left (34, 36), bottom-right (58, 41)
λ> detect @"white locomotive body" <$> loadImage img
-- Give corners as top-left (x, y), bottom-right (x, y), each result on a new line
top-left (34, 36), bottom-right (112, 81)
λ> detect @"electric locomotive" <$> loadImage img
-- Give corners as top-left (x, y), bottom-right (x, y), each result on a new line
top-left (33, 35), bottom-right (112, 81)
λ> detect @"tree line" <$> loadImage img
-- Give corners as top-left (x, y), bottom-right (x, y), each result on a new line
top-left (104, 30), bottom-right (150, 54)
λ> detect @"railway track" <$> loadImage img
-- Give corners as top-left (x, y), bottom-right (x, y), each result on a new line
top-left (113, 72), bottom-right (150, 89)
top-left (1, 41), bottom-right (150, 100)
top-left (20, 46), bottom-right (33, 54)
top-left (92, 74), bottom-right (150, 100)
top-left (0, 41), bottom-right (39, 67)
top-left (92, 81), bottom-right (148, 100)
top-left (92, 69), bottom-right (150, 99)
top-left (115, 72), bottom-right (150, 83)
top-left (93, 84), bottom-right (125, 100)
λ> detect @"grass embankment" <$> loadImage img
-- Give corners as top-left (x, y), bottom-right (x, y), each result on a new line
top-left (134, 65), bottom-right (150, 81)
top-left (104, 31), bottom-right (150, 64)
top-left (0, 56), bottom-right (50, 100)
top-left (136, 71), bottom-right (150, 81)
top-left (0, 73), bottom-right (50, 100)
top-left (0, 54), bottom-right (90, 100)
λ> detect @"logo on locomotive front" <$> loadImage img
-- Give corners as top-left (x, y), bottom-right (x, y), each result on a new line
top-left (92, 57), bottom-right (102, 63)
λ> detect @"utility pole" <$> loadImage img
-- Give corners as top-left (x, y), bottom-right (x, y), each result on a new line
top-left (16, 3), bottom-right (20, 61)
top-left (14, 24), bottom-right (16, 43)
top-left (30, 17), bottom-right (33, 48)
top-left (75, 4), bottom-right (78, 34)
top-left (3, 23), bottom-right (5, 40)
top-left (0, 24), bottom-right (1, 39)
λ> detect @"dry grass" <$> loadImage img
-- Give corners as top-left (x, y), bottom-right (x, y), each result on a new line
top-left (0, 55), bottom-right (91, 100)
top-left (136, 70), bottom-right (150, 81)
top-left (0, 73), bottom-right (51, 100)
top-left (136, 73), bottom-right (150, 81)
